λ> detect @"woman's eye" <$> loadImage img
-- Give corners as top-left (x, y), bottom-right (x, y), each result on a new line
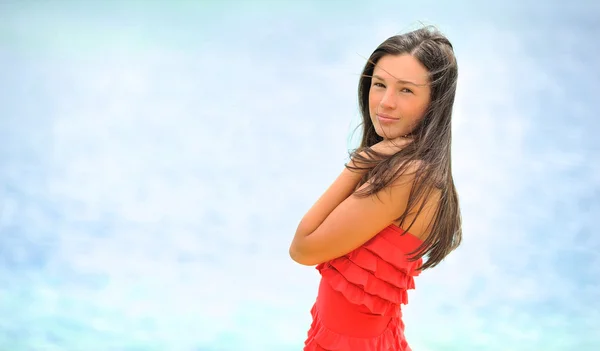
top-left (401, 88), bottom-right (413, 94)
top-left (373, 82), bottom-right (385, 88)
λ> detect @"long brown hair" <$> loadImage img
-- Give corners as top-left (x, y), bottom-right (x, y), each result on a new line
top-left (347, 26), bottom-right (462, 270)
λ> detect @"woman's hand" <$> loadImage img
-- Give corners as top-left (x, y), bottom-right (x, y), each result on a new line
top-left (347, 136), bottom-right (413, 173)
top-left (370, 136), bottom-right (414, 156)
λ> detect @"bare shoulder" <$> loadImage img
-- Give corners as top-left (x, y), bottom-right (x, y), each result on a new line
top-left (389, 159), bottom-right (442, 241)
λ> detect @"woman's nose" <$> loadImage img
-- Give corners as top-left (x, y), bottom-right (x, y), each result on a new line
top-left (379, 90), bottom-right (396, 109)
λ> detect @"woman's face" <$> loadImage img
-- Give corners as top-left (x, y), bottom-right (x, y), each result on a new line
top-left (368, 54), bottom-right (431, 140)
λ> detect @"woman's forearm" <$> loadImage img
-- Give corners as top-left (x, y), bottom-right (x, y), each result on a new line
top-left (294, 156), bottom-right (369, 239)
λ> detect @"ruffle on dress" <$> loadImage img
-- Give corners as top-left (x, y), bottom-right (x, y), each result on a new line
top-left (304, 303), bottom-right (410, 351)
top-left (304, 225), bottom-right (422, 351)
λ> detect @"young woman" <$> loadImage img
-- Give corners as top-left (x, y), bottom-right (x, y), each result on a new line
top-left (289, 26), bottom-right (463, 350)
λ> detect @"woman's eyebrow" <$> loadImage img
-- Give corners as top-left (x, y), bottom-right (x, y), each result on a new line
top-left (372, 74), bottom-right (422, 87)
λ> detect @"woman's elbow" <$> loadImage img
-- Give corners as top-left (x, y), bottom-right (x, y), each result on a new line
top-left (289, 245), bottom-right (318, 266)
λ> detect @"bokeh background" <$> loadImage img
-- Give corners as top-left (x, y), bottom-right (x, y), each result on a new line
top-left (1, 1), bottom-right (599, 350)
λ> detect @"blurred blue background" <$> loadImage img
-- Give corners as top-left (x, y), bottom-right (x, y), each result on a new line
top-left (1, 1), bottom-right (599, 350)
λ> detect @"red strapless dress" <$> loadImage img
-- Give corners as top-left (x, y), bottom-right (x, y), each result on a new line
top-left (304, 225), bottom-right (423, 351)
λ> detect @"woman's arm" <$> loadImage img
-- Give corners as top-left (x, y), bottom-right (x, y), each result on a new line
top-left (289, 139), bottom-right (418, 266)
top-left (291, 160), bottom-right (367, 247)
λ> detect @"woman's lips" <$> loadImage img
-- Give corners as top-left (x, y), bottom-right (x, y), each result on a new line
top-left (377, 114), bottom-right (399, 124)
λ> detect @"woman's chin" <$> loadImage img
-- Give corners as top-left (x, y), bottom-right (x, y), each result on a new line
top-left (374, 127), bottom-right (402, 140)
